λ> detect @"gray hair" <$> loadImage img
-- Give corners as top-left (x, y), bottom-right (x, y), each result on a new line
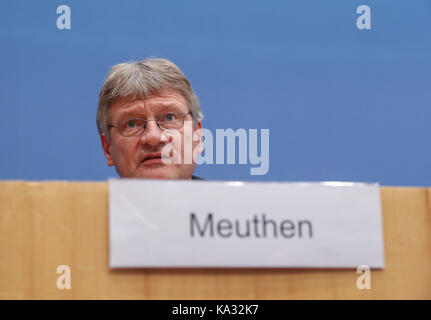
top-left (96, 58), bottom-right (203, 136)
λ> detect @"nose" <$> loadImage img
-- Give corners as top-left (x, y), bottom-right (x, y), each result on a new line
top-left (139, 119), bottom-right (164, 147)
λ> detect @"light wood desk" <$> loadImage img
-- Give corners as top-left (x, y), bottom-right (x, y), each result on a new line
top-left (0, 181), bottom-right (430, 299)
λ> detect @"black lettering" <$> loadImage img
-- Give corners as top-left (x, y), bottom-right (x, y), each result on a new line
top-left (262, 214), bottom-right (277, 237)
top-left (217, 219), bottom-right (232, 237)
top-left (252, 215), bottom-right (260, 238)
top-left (235, 220), bottom-right (250, 238)
top-left (280, 220), bottom-right (295, 238)
top-left (298, 220), bottom-right (313, 238)
top-left (190, 213), bottom-right (214, 237)
top-left (190, 213), bottom-right (313, 240)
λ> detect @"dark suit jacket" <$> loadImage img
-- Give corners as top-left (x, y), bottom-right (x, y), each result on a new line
top-left (191, 175), bottom-right (204, 180)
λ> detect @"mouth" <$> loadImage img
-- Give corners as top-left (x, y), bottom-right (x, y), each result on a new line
top-left (141, 153), bottom-right (164, 166)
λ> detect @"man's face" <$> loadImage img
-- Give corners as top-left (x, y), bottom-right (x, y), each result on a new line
top-left (100, 90), bottom-right (203, 179)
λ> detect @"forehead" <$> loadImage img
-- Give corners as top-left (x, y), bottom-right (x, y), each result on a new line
top-left (109, 91), bottom-right (189, 120)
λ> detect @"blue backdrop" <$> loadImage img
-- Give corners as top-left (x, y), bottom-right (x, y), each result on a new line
top-left (1, 1), bottom-right (430, 186)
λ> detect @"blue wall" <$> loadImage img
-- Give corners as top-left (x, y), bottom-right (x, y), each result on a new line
top-left (1, 1), bottom-right (430, 186)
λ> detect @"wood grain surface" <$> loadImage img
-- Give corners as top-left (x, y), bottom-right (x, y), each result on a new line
top-left (0, 181), bottom-right (430, 299)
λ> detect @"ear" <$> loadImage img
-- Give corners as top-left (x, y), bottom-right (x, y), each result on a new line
top-left (194, 122), bottom-right (204, 154)
top-left (100, 134), bottom-right (115, 167)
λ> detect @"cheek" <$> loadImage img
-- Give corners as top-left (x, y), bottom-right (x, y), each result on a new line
top-left (112, 138), bottom-right (137, 163)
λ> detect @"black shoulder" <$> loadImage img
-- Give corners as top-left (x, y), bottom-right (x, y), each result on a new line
top-left (191, 175), bottom-right (204, 180)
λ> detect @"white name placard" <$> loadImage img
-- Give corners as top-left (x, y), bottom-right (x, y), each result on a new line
top-left (109, 179), bottom-right (385, 268)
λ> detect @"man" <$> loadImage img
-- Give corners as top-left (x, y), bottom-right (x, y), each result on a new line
top-left (96, 58), bottom-right (204, 179)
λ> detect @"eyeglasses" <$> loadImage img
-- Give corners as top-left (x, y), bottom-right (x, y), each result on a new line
top-left (108, 112), bottom-right (192, 137)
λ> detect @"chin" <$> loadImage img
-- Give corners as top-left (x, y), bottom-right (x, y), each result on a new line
top-left (136, 165), bottom-right (182, 180)
top-left (118, 164), bottom-right (194, 180)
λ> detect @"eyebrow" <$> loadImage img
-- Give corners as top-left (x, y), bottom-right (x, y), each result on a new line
top-left (150, 102), bottom-right (185, 113)
top-left (116, 111), bottom-right (143, 120)
top-left (116, 104), bottom-right (186, 120)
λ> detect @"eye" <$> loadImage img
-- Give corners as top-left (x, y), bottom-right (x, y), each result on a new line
top-left (126, 120), bottom-right (136, 128)
top-left (164, 113), bottom-right (178, 121)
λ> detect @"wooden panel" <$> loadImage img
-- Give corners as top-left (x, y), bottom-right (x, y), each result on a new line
top-left (0, 181), bottom-right (430, 299)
